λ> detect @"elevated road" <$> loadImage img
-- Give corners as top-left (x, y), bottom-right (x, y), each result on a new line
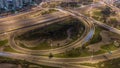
top-left (0, 52), bottom-right (96, 68)
top-left (0, 1), bottom-right (120, 68)
top-left (9, 8), bottom-right (95, 55)
top-left (0, 8), bottom-right (95, 68)
top-left (7, 8), bottom-right (120, 67)
top-left (0, 11), bottom-right (69, 34)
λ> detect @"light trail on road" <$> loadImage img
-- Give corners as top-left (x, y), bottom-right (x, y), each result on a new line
top-left (0, 1), bottom-right (120, 67)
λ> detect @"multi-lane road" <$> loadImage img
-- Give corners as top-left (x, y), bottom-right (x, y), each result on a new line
top-left (0, 1), bottom-right (120, 68)
top-left (0, 7), bottom-right (95, 68)
top-left (0, 11), bottom-right (70, 34)
top-left (8, 8), bottom-right (95, 55)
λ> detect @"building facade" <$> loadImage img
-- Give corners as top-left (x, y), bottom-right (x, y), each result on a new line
top-left (0, 0), bottom-right (34, 11)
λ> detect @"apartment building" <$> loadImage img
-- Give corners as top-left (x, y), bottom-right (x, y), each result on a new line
top-left (0, 0), bottom-right (34, 11)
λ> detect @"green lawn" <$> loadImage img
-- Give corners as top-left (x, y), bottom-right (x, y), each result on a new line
top-left (0, 40), bottom-right (8, 47)
top-left (94, 43), bottom-right (119, 55)
top-left (101, 43), bottom-right (118, 51)
top-left (89, 27), bottom-right (102, 44)
top-left (54, 27), bottom-right (104, 58)
top-left (94, 50), bottom-right (105, 55)
top-left (41, 9), bottom-right (58, 15)
top-left (83, 26), bottom-right (103, 47)
top-left (54, 47), bottom-right (106, 58)
top-left (0, 56), bottom-right (59, 68)
top-left (91, 10), bottom-right (102, 21)
top-left (54, 47), bottom-right (91, 58)
top-left (93, 10), bottom-right (102, 17)
top-left (19, 42), bottom-right (58, 50)
top-left (96, 58), bottom-right (120, 68)
top-left (80, 63), bottom-right (96, 67)
top-left (3, 46), bottom-right (19, 53)
top-left (54, 43), bottom-right (118, 58)
top-left (80, 58), bottom-right (120, 68)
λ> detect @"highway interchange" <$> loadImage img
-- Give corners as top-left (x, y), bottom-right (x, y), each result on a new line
top-left (0, 0), bottom-right (120, 68)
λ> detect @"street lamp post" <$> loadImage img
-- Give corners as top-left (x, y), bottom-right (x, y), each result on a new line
top-left (90, 49), bottom-right (94, 62)
top-left (49, 39), bottom-right (53, 53)
top-left (88, 4), bottom-right (93, 18)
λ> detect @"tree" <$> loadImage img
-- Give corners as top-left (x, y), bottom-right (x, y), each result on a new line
top-left (101, 6), bottom-right (111, 17)
top-left (101, 6), bottom-right (112, 23)
top-left (49, 53), bottom-right (53, 59)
